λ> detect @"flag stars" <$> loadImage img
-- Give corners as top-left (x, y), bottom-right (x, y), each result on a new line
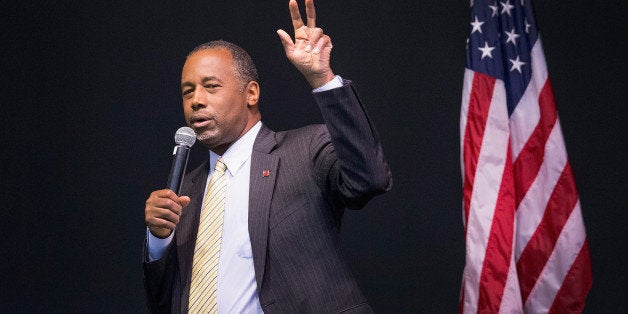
top-left (500, 0), bottom-right (514, 16)
top-left (489, 2), bottom-right (499, 17)
top-left (478, 42), bottom-right (496, 59)
top-left (471, 16), bottom-right (484, 34)
top-left (505, 28), bottom-right (520, 46)
top-left (509, 56), bottom-right (526, 73)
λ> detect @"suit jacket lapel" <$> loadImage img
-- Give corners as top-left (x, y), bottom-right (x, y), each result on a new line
top-left (249, 125), bottom-right (279, 292)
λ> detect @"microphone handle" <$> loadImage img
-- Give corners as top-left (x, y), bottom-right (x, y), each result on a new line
top-left (166, 145), bottom-right (191, 194)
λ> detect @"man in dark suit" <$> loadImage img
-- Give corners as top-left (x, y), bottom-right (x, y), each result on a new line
top-left (143, 0), bottom-right (392, 312)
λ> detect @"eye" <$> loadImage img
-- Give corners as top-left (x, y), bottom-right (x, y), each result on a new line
top-left (182, 89), bottom-right (193, 96)
top-left (205, 84), bottom-right (220, 89)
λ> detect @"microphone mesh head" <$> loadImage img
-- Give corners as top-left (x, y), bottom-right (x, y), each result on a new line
top-left (174, 126), bottom-right (196, 147)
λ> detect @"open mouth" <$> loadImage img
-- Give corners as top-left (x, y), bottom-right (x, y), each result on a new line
top-left (192, 118), bottom-right (210, 128)
top-left (190, 115), bottom-right (213, 129)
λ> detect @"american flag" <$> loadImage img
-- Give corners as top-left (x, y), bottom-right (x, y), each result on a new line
top-left (459, 0), bottom-right (593, 312)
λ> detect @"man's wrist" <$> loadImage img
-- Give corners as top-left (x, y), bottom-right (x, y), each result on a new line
top-left (307, 71), bottom-right (337, 90)
top-left (313, 75), bottom-right (343, 93)
top-left (146, 227), bottom-right (174, 262)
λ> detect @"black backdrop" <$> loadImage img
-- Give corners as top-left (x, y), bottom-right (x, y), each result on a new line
top-left (2, 1), bottom-right (626, 312)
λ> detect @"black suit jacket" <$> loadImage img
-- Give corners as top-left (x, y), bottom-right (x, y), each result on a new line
top-left (144, 81), bottom-right (392, 313)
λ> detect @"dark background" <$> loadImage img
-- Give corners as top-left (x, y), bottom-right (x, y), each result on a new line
top-left (2, 0), bottom-right (625, 312)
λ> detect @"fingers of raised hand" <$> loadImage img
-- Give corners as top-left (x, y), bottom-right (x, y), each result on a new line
top-left (313, 35), bottom-right (332, 55)
top-left (303, 28), bottom-right (325, 53)
top-left (289, 0), bottom-right (304, 31)
top-left (277, 29), bottom-right (295, 52)
top-left (290, 0), bottom-right (317, 31)
top-left (305, 0), bottom-right (316, 28)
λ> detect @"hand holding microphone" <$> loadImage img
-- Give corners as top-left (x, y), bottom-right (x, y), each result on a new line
top-left (144, 127), bottom-right (196, 238)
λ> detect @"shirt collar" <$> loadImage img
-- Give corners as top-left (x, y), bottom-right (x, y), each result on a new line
top-left (209, 121), bottom-right (262, 176)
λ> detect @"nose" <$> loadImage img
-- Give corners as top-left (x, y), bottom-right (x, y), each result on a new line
top-left (191, 87), bottom-right (206, 111)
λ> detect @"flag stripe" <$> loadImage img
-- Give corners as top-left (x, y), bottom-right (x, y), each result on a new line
top-left (463, 71), bottom-right (496, 226)
top-left (517, 162), bottom-right (579, 301)
top-left (498, 252), bottom-right (523, 312)
top-left (525, 200), bottom-right (587, 312)
top-left (510, 39), bottom-right (547, 160)
top-left (463, 77), bottom-right (511, 313)
top-left (477, 142), bottom-right (515, 313)
top-left (514, 119), bottom-right (568, 260)
top-left (513, 79), bottom-right (558, 208)
top-left (548, 240), bottom-right (593, 313)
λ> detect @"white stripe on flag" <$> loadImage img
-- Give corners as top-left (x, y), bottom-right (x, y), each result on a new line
top-left (463, 78), bottom-right (510, 313)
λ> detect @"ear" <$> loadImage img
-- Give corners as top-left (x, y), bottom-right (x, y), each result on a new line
top-left (245, 81), bottom-right (260, 107)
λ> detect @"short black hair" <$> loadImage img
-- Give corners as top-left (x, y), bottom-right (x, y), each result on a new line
top-left (188, 40), bottom-right (259, 90)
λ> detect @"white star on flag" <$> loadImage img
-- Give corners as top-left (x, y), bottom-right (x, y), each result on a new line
top-left (471, 16), bottom-right (484, 34)
top-left (478, 41), bottom-right (495, 59)
top-left (505, 28), bottom-right (520, 45)
top-left (509, 55), bottom-right (526, 73)
top-left (500, 0), bottom-right (514, 16)
top-left (489, 2), bottom-right (499, 17)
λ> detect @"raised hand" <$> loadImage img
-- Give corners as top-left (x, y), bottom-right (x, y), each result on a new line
top-left (277, 0), bottom-right (336, 88)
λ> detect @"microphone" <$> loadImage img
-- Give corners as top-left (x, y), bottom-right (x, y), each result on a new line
top-left (166, 126), bottom-right (196, 194)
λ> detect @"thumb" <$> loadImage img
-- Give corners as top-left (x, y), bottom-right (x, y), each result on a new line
top-left (179, 196), bottom-right (191, 208)
top-left (276, 29), bottom-right (294, 53)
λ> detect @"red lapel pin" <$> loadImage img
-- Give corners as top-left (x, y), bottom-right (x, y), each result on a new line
top-left (262, 169), bottom-right (270, 177)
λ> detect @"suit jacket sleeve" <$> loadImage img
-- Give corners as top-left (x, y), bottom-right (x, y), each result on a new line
top-left (311, 80), bottom-right (392, 210)
top-left (143, 237), bottom-right (178, 313)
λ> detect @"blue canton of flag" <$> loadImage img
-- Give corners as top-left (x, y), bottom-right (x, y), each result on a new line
top-left (468, 0), bottom-right (536, 115)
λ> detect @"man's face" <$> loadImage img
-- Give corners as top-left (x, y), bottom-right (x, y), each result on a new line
top-left (181, 48), bottom-right (255, 153)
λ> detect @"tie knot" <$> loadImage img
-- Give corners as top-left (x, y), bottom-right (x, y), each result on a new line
top-left (214, 158), bottom-right (226, 173)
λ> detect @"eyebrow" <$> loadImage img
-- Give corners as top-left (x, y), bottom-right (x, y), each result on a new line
top-left (181, 76), bottom-right (224, 89)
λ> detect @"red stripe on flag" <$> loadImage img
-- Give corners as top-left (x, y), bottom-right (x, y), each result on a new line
top-left (517, 162), bottom-right (579, 301)
top-left (513, 79), bottom-right (558, 208)
top-left (463, 72), bottom-right (496, 226)
top-left (477, 142), bottom-right (516, 313)
top-left (549, 240), bottom-right (593, 314)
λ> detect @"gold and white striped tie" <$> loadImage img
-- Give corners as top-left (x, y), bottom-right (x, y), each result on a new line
top-left (189, 158), bottom-right (227, 313)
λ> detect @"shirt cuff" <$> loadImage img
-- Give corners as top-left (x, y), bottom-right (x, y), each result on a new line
top-left (146, 227), bottom-right (174, 262)
top-left (313, 75), bottom-right (343, 93)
